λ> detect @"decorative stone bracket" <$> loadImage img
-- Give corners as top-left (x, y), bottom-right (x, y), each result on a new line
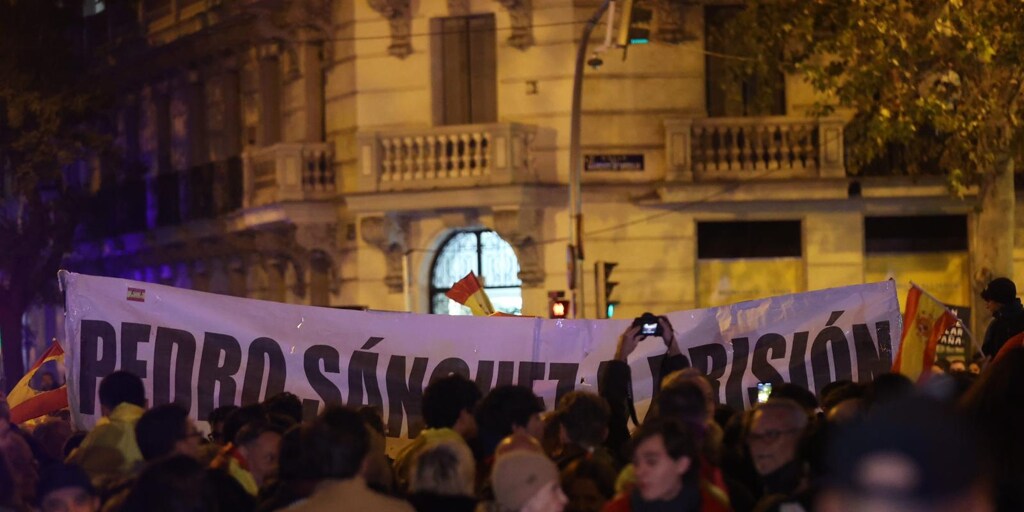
top-left (495, 0), bottom-right (534, 50)
top-left (360, 215), bottom-right (409, 293)
top-left (367, 0), bottom-right (413, 58)
top-left (493, 208), bottom-right (544, 288)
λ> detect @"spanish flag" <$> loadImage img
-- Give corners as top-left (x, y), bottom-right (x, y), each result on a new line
top-left (7, 341), bottom-right (68, 424)
top-left (445, 272), bottom-right (496, 316)
top-left (893, 285), bottom-right (958, 383)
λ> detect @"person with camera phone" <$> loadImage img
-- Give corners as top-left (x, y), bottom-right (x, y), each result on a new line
top-left (599, 313), bottom-right (690, 461)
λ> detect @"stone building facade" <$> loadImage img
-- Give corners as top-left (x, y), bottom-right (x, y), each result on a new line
top-left (46, 0), bottom-right (1024, 354)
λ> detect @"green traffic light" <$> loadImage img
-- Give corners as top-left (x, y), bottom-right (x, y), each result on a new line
top-left (606, 303), bottom-right (615, 318)
top-left (630, 38), bottom-right (649, 44)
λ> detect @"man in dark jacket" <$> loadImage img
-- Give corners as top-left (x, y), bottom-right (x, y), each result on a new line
top-left (981, 277), bottom-right (1024, 358)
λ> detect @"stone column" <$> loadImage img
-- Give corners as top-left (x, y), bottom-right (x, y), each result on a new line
top-left (186, 69), bottom-right (208, 167)
top-left (222, 57), bottom-right (243, 157)
top-left (299, 32), bottom-right (325, 143)
top-left (257, 44), bottom-right (283, 147)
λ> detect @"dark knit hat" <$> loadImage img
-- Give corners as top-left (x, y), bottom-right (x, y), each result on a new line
top-left (825, 398), bottom-right (986, 506)
top-left (981, 277), bottom-right (1016, 304)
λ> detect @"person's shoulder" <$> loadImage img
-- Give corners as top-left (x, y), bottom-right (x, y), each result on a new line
top-left (372, 490), bottom-right (416, 512)
top-left (302, 480), bottom-right (414, 512)
top-left (602, 493), bottom-right (632, 512)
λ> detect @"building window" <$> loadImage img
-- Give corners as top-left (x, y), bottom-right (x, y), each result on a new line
top-left (430, 230), bottom-right (522, 315)
top-left (697, 220), bottom-right (802, 259)
top-left (696, 220), bottom-right (804, 307)
top-left (865, 215), bottom-right (968, 254)
top-left (864, 215), bottom-right (969, 310)
top-left (432, 14), bottom-right (497, 125)
top-left (704, 6), bottom-right (786, 117)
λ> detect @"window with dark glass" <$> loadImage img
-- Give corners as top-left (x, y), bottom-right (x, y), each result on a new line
top-left (865, 215), bottom-right (968, 253)
top-left (704, 6), bottom-right (786, 117)
top-left (698, 221), bottom-right (802, 259)
top-left (433, 14), bottom-right (497, 125)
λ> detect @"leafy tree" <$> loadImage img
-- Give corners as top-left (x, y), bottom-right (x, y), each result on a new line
top-left (0, 0), bottom-right (107, 390)
top-left (721, 0), bottom-right (1024, 336)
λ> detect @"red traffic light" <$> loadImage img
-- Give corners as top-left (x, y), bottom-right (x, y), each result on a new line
top-left (550, 300), bottom-right (570, 319)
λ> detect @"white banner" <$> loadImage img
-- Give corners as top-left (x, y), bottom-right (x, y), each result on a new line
top-left (62, 272), bottom-right (901, 437)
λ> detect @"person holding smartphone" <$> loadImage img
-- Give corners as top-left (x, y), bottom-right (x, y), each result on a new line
top-left (599, 314), bottom-right (687, 461)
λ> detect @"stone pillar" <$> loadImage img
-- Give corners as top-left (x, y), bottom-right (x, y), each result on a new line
top-left (257, 44), bottom-right (282, 147)
top-left (664, 118), bottom-right (694, 182)
top-left (228, 256), bottom-right (249, 297)
top-left (186, 69), bottom-right (208, 167)
top-left (222, 58), bottom-right (243, 157)
top-left (818, 117), bottom-right (846, 178)
top-left (299, 33), bottom-right (324, 143)
top-left (190, 259), bottom-right (211, 293)
top-left (493, 208), bottom-right (545, 288)
top-left (805, 212), bottom-right (864, 291)
top-left (360, 215), bottom-right (409, 293)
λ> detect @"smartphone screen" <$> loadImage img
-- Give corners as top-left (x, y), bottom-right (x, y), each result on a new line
top-left (757, 382), bottom-right (773, 404)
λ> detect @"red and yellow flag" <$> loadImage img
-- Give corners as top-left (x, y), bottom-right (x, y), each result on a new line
top-left (893, 285), bottom-right (958, 383)
top-left (7, 341), bottom-right (68, 424)
top-left (445, 272), bottom-right (496, 316)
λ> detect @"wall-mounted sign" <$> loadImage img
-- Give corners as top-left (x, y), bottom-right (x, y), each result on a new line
top-left (584, 154), bottom-right (644, 171)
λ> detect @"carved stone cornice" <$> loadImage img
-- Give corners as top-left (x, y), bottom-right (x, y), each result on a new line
top-left (493, 208), bottom-right (544, 288)
top-left (367, 0), bottom-right (413, 59)
top-left (360, 215), bottom-right (409, 293)
top-left (495, 0), bottom-right (534, 50)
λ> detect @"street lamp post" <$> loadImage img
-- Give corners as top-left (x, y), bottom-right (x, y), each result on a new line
top-left (568, 0), bottom-right (612, 318)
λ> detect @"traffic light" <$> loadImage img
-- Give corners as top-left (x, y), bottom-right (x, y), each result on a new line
top-left (617, 0), bottom-right (652, 47)
top-left (549, 291), bottom-right (570, 319)
top-left (595, 261), bottom-right (619, 319)
top-left (550, 300), bottom-right (569, 319)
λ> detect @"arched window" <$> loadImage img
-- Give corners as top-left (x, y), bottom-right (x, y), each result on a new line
top-left (430, 230), bottom-right (522, 315)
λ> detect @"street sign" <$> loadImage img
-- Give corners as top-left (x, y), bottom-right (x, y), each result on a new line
top-left (584, 154), bottom-right (644, 171)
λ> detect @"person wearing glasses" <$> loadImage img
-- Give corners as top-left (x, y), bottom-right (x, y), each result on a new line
top-left (746, 398), bottom-right (811, 512)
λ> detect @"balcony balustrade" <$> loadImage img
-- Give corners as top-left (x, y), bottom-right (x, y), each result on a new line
top-left (242, 143), bottom-right (335, 208)
top-left (356, 123), bottom-right (536, 192)
top-left (664, 116), bottom-right (845, 181)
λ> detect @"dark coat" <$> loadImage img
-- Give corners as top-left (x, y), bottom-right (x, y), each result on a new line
top-left (983, 299), bottom-right (1024, 357)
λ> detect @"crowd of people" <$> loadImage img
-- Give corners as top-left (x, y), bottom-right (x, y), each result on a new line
top-left (2, 278), bottom-right (1024, 512)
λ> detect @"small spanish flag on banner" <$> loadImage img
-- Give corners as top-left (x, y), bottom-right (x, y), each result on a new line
top-left (445, 272), bottom-right (496, 316)
top-left (893, 284), bottom-right (958, 383)
top-left (7, 341), bottom-right (68, 424)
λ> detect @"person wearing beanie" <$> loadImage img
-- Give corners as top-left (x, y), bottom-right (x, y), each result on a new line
top-left (491, 451), bottom-right (568, 512)
top-left (980, 277), bottom-right (1024, 358)
top-left (36, 463), bottom-right (100, 512)
top-left (817, 397), bottom-right (993, 512)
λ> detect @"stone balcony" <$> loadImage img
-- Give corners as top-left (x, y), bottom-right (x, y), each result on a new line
top-left (355, 123), bottom-right (537, 193)
top-left (664, 116), bottom-right (846, 181)
top-left (242, 142), bottom-right (336, 208)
